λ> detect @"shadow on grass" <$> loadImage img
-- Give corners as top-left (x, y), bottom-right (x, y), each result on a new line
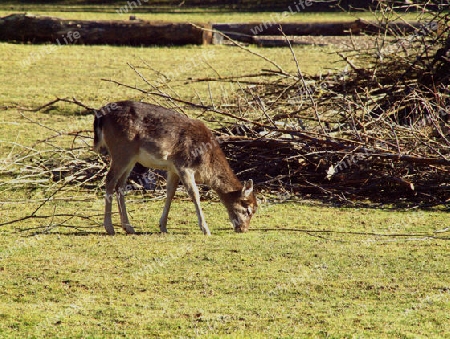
top-left (15, 226), bottom-right (194, 237)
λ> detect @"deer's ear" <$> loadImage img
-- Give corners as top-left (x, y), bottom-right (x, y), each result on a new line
top-left (242, 179), bottom-right (254, 198)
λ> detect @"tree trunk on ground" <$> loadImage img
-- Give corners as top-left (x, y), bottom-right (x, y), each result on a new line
top-left (0, 14), bottom-right (212, 46)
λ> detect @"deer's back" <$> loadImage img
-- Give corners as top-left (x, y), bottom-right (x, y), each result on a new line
top-left (99, 101), bottom-right (217, 170)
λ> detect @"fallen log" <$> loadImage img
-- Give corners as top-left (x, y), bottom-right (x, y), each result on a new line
top-left (0, 13), bottom-right (212, 46)
top-left (212, 20), bottom-right (439, 44)
top-left (212, 21), bottom-right (362, 43)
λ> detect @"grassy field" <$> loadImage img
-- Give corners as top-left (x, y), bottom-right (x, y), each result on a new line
top-left (0, 10), bottom-right (373, 23)
top-left (0, 43), bottom-right (341, 108)
top-left (0, 4), bottom-right (427, 23)
top-left (0, 8), bottom-right (449, 338)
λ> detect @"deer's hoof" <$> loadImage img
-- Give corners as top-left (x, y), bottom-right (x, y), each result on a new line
top-left (104, 225), bottom-right (115, 236)
top-left (124, 225), bottom-right (136, 235)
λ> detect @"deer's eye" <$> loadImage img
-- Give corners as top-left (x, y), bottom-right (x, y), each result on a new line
top-left (241, 200), bottom-right (250, 208)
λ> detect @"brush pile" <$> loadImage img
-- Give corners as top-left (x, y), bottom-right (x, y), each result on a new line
top-left (180, 2), bottom-right (450, 206)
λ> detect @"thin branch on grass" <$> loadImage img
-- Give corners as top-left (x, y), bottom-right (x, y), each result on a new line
top-left (17, 97), bottom-right (94, 112)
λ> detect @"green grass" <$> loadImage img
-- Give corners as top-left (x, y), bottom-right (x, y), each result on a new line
top-left (0, 9), bottom-right (449, 338)
top-left (0, 6), bottom-right (427, 24)
top-left (0, 199), bottom-right (449, 338)
top-left (0, 10), bottom-right (375, 23)
top-left (0, 43), bottom-right (341, 109)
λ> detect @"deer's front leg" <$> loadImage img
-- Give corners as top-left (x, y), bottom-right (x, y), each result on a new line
top-left (179, 169), bottom-right (211, 236)
top-left (159, 171), bottom-right (179, 233)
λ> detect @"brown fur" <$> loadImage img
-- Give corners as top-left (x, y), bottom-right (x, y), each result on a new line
top-left (94, 101), bottom-right (257, 235)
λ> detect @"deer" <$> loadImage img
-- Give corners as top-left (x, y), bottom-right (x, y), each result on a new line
top-left (93, 101), bottom-right (257, 236)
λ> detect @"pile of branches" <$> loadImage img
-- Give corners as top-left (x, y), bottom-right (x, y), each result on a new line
top-left (127, 1), bottom-right (449, 206)
top-left (215, 6), bottom-right (450, 206)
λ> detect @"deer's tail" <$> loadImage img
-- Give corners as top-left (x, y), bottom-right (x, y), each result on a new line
top-left (93, 113), bottom-right (105, 153)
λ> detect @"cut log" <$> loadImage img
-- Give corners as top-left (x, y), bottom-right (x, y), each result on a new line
top-left (0, 14), bottom-right (212, 46)
top-left (213, 21), bottom-right (363, 43)
top-left (212, 20), bottom-right (440, 44)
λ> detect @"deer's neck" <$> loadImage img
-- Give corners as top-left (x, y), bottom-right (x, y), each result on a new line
top-left (203, 148), bottom-right (243, 201)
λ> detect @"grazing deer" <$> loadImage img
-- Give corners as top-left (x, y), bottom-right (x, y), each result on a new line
top-left (93, 101), bottom-right (257, 235)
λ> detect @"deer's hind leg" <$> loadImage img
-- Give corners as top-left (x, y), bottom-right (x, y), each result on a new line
top-left (103, 156), bottom-right (135, 235)
top-left (116, 167), bottom-right (136, 235)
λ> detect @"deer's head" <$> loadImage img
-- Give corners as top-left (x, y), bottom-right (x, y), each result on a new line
top-left (228, 180), bottom-right (257, 233)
